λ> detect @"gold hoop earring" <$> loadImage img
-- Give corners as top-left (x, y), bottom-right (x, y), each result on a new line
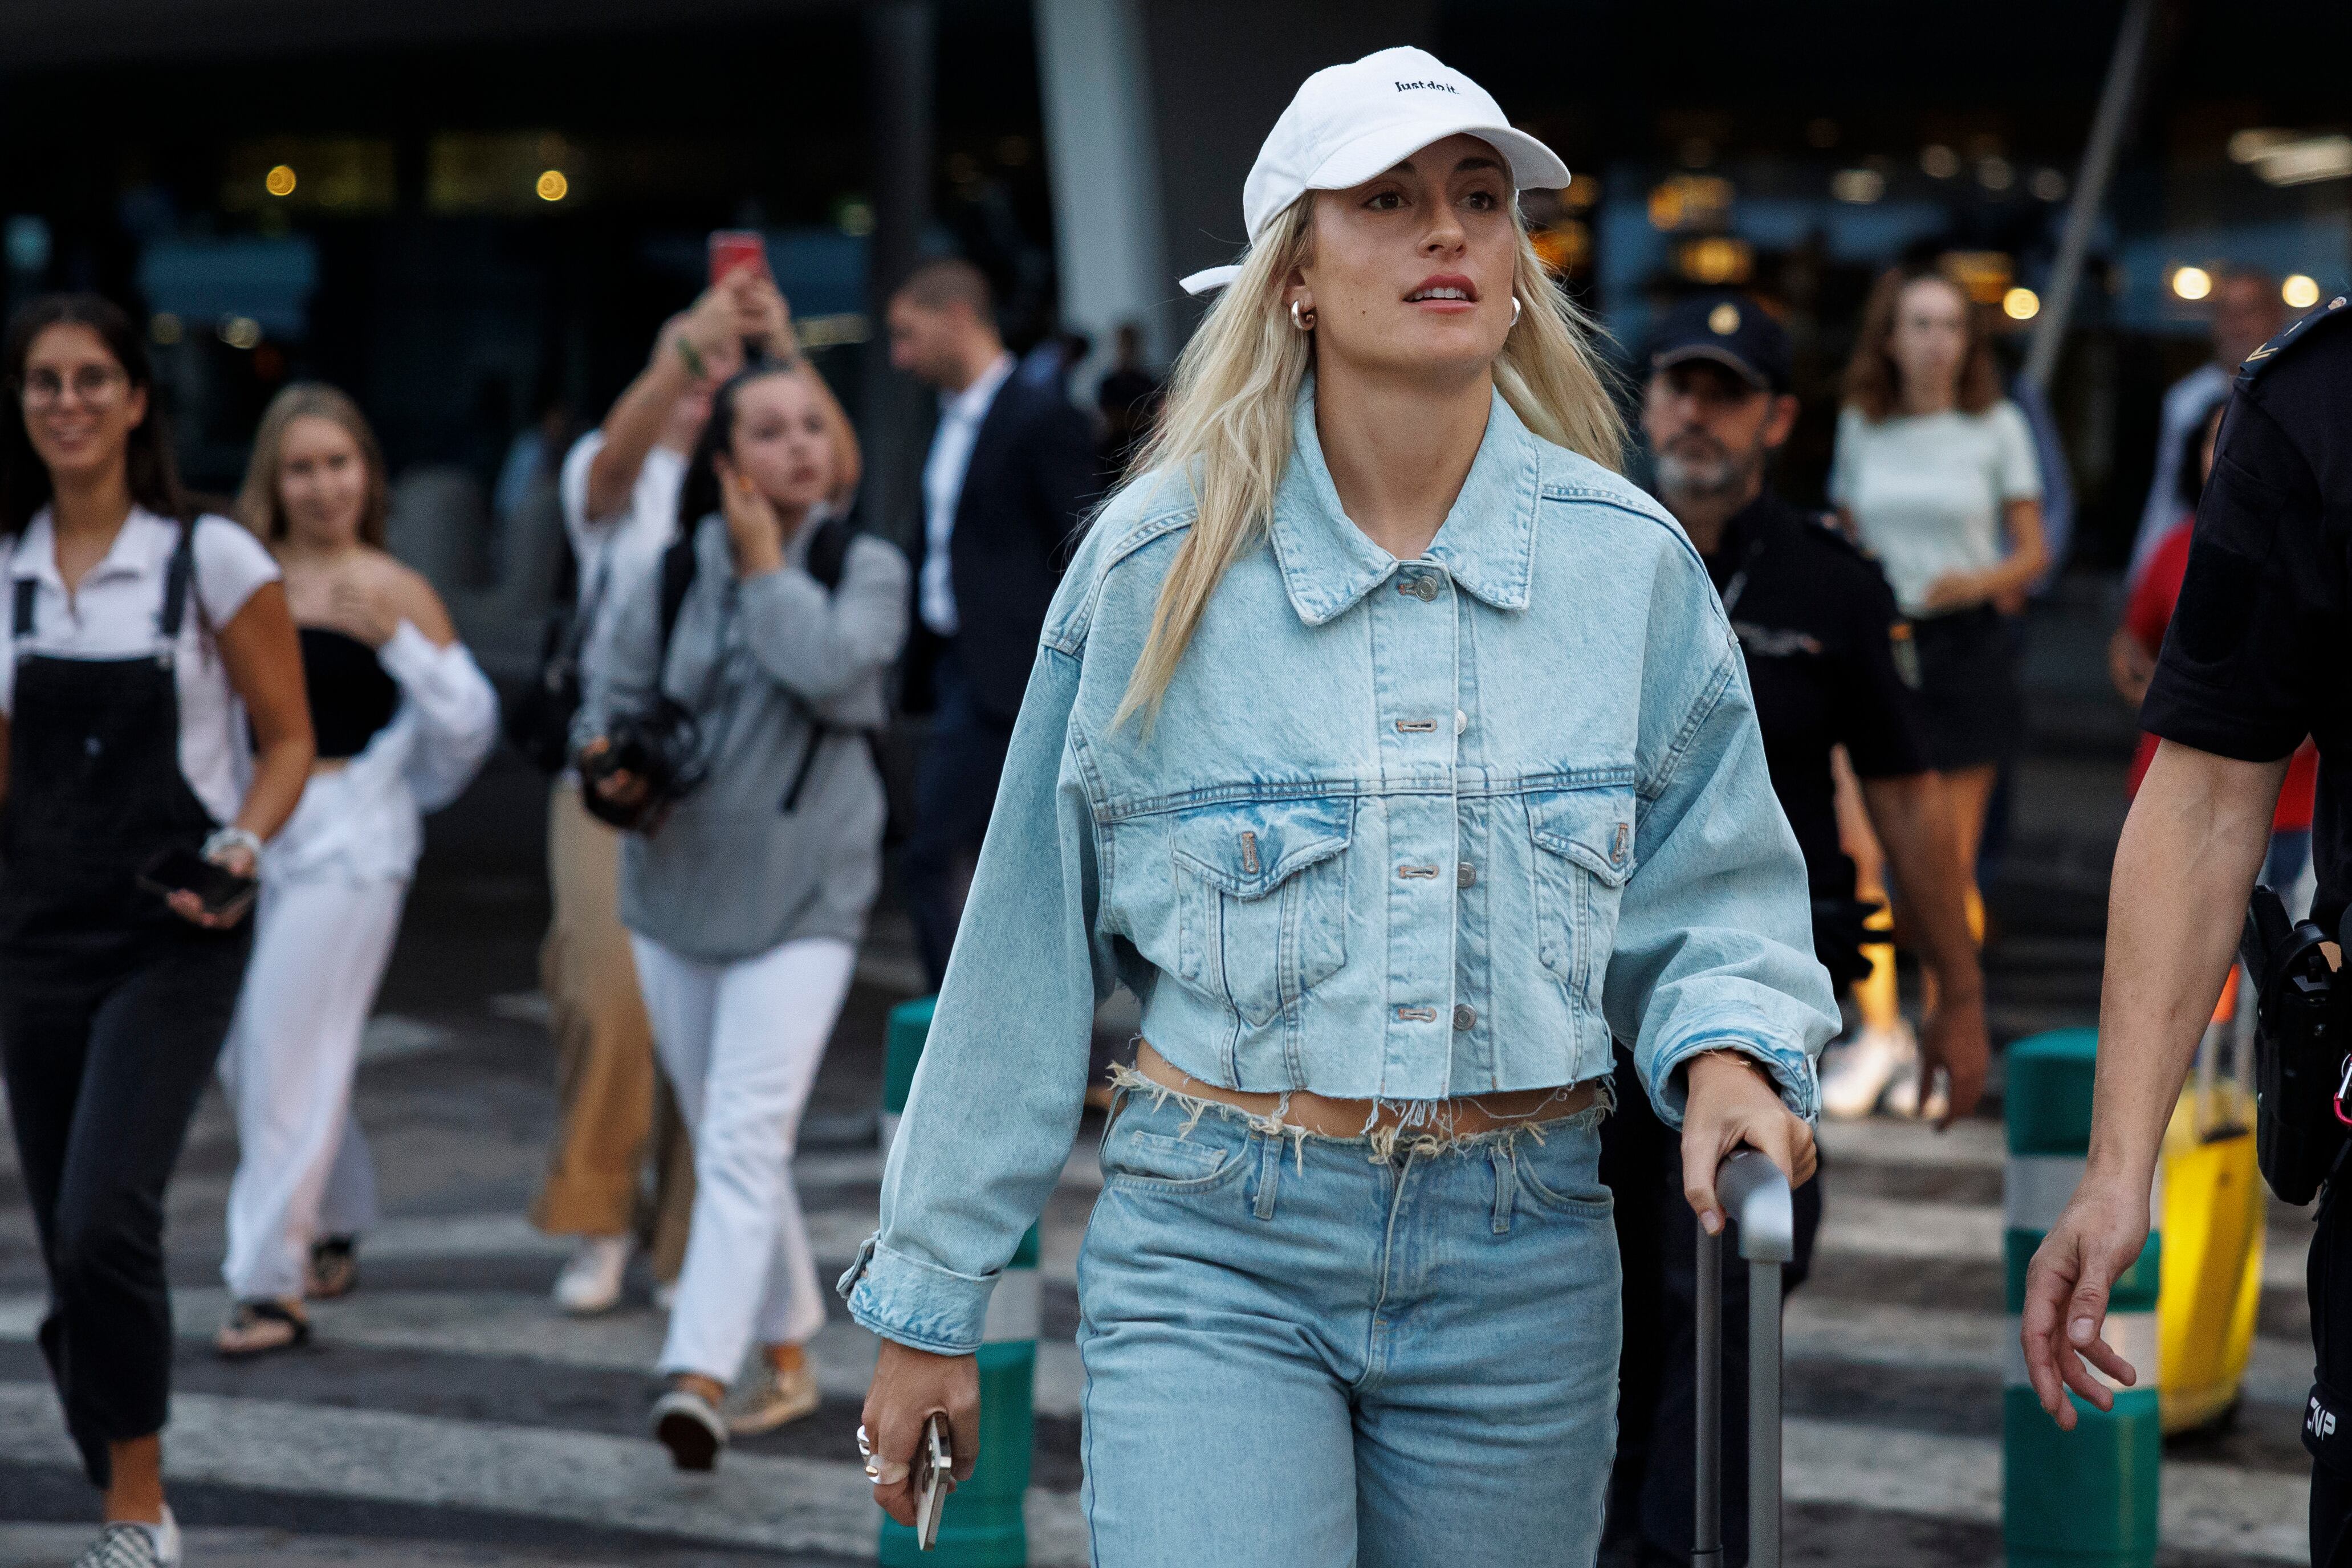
top-left (1290, 299), bottom-right (1315, 332)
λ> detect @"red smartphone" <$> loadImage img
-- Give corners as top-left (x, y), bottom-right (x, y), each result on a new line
top-left (709, 230), bottom-right (767, 286)
top-left (136, 845), bottom-right (258, 922)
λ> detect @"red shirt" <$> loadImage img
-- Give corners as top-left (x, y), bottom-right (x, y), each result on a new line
top-left (2125, 519), bottom-right (2317, 828)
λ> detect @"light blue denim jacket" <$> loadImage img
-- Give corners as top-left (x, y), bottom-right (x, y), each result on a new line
top-left (841, 382), bottom-right (1839, 1355)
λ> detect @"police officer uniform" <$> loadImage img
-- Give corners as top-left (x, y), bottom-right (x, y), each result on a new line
top-left (2139, 291), bottom-right (2352, 1566)
top-left (1602, 294), bottom-right (1932, 1568)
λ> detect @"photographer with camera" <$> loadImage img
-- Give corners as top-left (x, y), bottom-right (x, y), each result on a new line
top-left (2020, 295), bottom-right (2352, 1564)
top-left (573, 356), bottom-right (905, 1469)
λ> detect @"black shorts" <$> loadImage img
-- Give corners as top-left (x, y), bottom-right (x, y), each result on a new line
top-left (1910, 605), bottom-right (2023, 772)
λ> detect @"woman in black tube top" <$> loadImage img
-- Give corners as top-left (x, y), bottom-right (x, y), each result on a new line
top-left (213, 384), bottom-right (500, 1356)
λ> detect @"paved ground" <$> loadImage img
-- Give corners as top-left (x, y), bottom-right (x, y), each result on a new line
top-left (0, 581), bottom-right (2318, 1565)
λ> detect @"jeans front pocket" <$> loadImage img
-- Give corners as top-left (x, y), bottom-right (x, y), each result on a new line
top-left (1170, 797), bottom-right (1353, 1028)
top-left (1525, 787), bottom-right (1635, 1011)
top-left (1098, 1102), bottom-right (1251, 1195)
top-left (1510, 1117), bottom-right (1614, 1219)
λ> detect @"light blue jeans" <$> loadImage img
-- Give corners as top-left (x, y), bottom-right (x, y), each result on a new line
top-left (1075, 1084), bottom-right (1621, 1566)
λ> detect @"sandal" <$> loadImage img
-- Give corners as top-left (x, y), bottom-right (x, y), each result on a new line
top-left (306, 1236), bottom-right (360, 1300)
top-left (215, 1298), bottom-right (311, 1359)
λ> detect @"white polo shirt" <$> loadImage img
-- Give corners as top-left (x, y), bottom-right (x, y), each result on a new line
top-left (2, 507), bottom-right (280, 825)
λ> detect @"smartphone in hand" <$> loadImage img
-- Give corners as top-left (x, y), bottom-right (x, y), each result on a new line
top-left (709, 230), bottom-right (767, 286)
top-left (137, 845), bottom-right (258, 922)
top-left (913, 1414), bottom-right (953, 1550)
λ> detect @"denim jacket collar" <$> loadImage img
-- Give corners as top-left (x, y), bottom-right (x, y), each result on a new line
top-left (1269, 376), bottom-right (1542, 627)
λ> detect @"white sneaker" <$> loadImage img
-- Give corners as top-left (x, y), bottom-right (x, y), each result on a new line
top-left (74, 1507), bottom-right (179, 1567)
top-left (727, 1357), bottom-right (823, 1435)
top-left (1819, 1021), bottom-right (1915, 1120)
top-left (1883, 1049), bottom-right (1951, 1122)
top-left (552, 1236), bottom-right (630, 1316)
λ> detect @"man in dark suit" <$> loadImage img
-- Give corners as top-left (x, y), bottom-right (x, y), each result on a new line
top-left (887, 258), bottom-right (1098, 989)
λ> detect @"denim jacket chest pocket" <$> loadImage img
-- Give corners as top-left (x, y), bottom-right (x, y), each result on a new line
top-left (1524, 786), bottom-right (1636, 1013)
top-left (1163, 796), bottom-right (1354, 1028)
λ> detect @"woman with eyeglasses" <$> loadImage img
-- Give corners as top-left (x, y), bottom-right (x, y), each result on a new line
top-left (0, 295), bottom-right (312, 1567)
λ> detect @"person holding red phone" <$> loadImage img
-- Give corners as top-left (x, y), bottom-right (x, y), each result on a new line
top-left (0, 294), bottom-right (312, 1568)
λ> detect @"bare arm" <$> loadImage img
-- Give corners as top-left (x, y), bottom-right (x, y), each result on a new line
top-left (219, 579), bottom-right (316, 845)
top-left (584, 283), bottom-right (751, 522)
top-left (1859, 771), bottom-right (1989, 1125)
top-left (1920, 498), bottom-right (2048, 613)
top-left (2020, 739), bottom-right (2285, 1426)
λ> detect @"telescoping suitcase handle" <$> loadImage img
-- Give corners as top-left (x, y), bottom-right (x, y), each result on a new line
top-left (1694, 1148), bottom-right (1794, 1568)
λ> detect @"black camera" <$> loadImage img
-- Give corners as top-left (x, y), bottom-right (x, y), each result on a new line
top-left (577, 697), bottom-right (708, 835)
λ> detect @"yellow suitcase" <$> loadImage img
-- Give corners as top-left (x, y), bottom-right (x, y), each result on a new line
top-left (2158, 966), bottom-right (2270, 1434)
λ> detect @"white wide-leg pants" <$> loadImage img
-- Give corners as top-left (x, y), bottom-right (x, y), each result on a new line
top-left (219, 873), bottom-right (408, 1301)
top-left (630, 933), bottom-right (854, 1383)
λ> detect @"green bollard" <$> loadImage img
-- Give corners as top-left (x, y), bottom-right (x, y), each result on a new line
top-left (876, 993), bottom-right (1035, 1567)
top-left (880, 995), bottom-right (935, 1160)
top-left (2003, 1028), bottom-right (2163, 1568)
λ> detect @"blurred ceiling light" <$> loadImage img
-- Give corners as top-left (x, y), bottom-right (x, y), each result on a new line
top-left (1944, 250), bottom-right (2014, 305)
top-left (265, 165), bottom-right (297, 198)
top-left (149, 312), bottom-right (182, 346)
top-left (1560, 172), bottom-right (1600, 210)
top-left (1647, 174), bottom-right (1734, 231)
top-left (2002, 287), bottom-right (2041, 321)
top-left (218, 316), bottom-right (262, 350)
top-left (1976, 156), bottom-right (2015, 192)
top-left (1920, 144), bottom-right (1961, 179)
top-left (2029, 167), bottom-right (2068, 202)
top-left (535, 169), bottom-right (569, 202)
top-left (1806, 118), bottom-right (1840, 149)
top-left (1677, 235), bottom-right (1752, 286)
top-left (1830, 168), bottom-right (1886, 204)
top-left (2284, 274), bottom-right (2322, 309)
top-left (2228, 128), bottom-right (2296, 163)
top-left (2247, 135), bottom-right (2352, 187)
top-left (2172, 266), bottom-right (2213, 302)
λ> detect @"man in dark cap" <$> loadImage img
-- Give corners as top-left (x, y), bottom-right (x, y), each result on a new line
top-left (1599, 293), bottom-right (1989, 1568)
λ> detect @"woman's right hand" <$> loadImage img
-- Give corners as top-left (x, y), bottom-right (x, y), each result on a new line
top-left (861, 1339), bottom-right (980, 1527)
top-left (577, 736), bottom-right (648, 809)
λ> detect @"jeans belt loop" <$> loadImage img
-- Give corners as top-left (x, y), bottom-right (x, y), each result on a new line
top-left (1490, 1142), bottom-right (1518, 1235)
top-left (1252, 1130), bottom-right (1283, 1222)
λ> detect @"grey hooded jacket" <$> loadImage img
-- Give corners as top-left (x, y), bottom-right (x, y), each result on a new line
top-left (579, 511), bottom-right (910, 963)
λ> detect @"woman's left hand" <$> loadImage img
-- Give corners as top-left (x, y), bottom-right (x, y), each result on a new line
top-left (716, 459), bottom-right (790, 577)
top-left (166, 841), bottom-right (258, 929)
top-left (1679, 1049), bottom-right (1817, 1235)
top-left (1916, 571), bottom-right (1981, 614)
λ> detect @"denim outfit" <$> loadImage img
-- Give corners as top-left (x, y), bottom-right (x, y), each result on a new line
top-left (842, 382), bottom-right (1837, 1562)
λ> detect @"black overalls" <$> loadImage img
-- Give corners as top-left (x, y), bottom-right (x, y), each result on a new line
top-left (0, 520), bottom-right (254, 1487)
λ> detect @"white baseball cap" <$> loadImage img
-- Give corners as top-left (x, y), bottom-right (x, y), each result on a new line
top-left (1178, 46), bottom-right (1570, 296)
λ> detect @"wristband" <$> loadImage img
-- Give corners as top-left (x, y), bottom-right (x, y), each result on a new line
top-left (204, 827), bottom-right (264, 864)
top-left (676, 336), bottom-right (707, 380)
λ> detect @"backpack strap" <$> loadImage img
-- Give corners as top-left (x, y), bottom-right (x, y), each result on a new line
top-left (803, 515), bottom-right (853, 593)
top-left (158, 517), bottom-right (198, 641)
top-left (656, 528), bottom-right (699, 662)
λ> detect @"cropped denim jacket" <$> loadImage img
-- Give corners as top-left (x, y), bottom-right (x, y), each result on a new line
top-left (841, 382), bottom-right (1840, 1355)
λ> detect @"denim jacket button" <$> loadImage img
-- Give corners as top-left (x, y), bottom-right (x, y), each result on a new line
top-left (1457, 862), bottom-right (1477, 888)
top-left (1452, 1004), bottom-right (1476, 1031)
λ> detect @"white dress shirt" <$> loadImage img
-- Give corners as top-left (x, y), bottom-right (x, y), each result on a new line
top-left (918, 351), bottom-right (1017, 638)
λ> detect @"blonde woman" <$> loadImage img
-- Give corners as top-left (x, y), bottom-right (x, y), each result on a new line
top-left (214, 385), bottom-right (498, 1356)
top-left (845, 48), bottom-right (1836, 1561)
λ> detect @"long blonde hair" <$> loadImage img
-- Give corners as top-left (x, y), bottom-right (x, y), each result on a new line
top-left (1114, 197), bottom-right (1625, 727)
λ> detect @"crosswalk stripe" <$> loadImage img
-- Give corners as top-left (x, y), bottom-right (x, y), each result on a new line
top-left (0, 1380), bottom-right (1097, 1567)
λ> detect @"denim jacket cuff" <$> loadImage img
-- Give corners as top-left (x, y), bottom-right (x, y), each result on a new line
top-left (1649, 1026), bottom-right (1821, 1127)
top-left (835, 1233), bottom-right (996, 1357)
